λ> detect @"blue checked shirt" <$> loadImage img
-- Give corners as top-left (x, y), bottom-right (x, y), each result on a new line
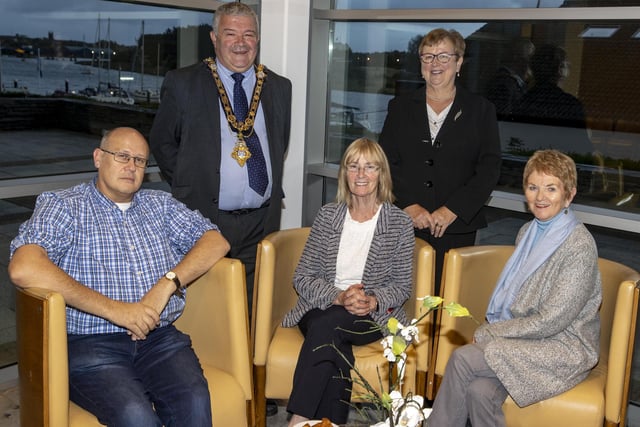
top-left (10, 180), bottom-right (218, 335)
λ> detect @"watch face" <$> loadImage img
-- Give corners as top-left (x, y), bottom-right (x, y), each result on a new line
top-left (166, 272), bottom-right (176, 280)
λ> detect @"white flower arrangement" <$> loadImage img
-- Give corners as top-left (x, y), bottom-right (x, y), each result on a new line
top-left (369, 390), bottom-right (432, 427)
top-left (326, 296), bottom-right (473, 427)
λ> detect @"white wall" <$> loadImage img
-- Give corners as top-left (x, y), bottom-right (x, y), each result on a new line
top-left (259, 0), bottom-right (310, 229)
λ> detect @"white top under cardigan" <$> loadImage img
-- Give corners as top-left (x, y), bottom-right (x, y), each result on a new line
top-left (334, 205), bottom-right (381, 290)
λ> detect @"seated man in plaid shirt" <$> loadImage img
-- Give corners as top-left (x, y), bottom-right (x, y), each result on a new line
top-left (9, 127), bottom-right (230, 427)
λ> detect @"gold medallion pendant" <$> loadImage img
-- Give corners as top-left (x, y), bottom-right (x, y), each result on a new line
top-left (231, 138), bottom-right (252, 167)
top-left (204, 58), bottom-right (266, 168)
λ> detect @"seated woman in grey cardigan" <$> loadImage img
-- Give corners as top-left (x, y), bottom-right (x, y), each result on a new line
top-left (427, 149), bottom-right (601, 427)
top-left (283, 138), bottom-right (415, 426)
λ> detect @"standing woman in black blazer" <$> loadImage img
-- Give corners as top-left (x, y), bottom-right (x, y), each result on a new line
top-left (379, 28), bottom-right (501, 292)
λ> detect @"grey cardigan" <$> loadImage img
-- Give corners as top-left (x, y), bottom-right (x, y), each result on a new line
top-left (474, 222), bottom-right (602, 407)
top-left (282, 202), bottom-right (415, 328)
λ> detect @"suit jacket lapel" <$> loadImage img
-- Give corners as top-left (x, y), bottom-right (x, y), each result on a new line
top-left (200, 62), bottom-right (223, 166)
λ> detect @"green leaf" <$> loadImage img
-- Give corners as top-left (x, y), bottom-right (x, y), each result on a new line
top-left (380, 391), bottom-right (393, 408)
top-left (392, 335), bottom-right (408, 356)
top-left (420, 295), bottom-right (443, 310)
top-left (387, 317), bottom-right (399, 334)
top-left (444, 302), bottom-right (471, 317)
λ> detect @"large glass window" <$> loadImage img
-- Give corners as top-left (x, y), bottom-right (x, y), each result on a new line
top-left (321, 18), bottom-right (640, 221)
top-left (0, 0), bottom-right (214, 368)
top-left (333, 0), bottom-right (640, 8)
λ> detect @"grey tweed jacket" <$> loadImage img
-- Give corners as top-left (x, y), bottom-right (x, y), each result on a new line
top-left (474, 222), bottom-right (602, 407)
top-left (282, 202), bottom-right (415, 328)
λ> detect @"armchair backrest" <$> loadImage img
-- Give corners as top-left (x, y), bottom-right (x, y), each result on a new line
top-left (598, 259), bottom-right (640, 425)
top-left (427, 245), bottom-right (515, 399)
top-left (252, 227), bottom-right (311, 366)
top-left (15, 286), bottom-right (69, 427)
top-left (251, 229), bottom-right (435, 371)
top-left (174, 257), bottom-right (253, 402)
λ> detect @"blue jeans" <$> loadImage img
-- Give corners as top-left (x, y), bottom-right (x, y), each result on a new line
top-left (68, 325), bottom-right (212, 427)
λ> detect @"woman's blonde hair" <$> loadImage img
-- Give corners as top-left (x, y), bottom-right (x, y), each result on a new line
top-left (336, 138), bottom-right (394, 206)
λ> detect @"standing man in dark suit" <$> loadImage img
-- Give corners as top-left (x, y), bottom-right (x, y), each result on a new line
top-left (150, 2), bottom-right (292, 319)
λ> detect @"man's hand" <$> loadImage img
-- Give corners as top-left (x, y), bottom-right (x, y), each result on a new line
top-left (106, 301), bottom-right (160, 341)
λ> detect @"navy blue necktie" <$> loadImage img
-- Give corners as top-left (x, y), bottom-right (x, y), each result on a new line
top-left (232, 72), bottom-right (268, 196)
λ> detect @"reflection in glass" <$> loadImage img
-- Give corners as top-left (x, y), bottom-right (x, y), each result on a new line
top-left (0, 0), bottom-right (212, 368)
top-left (0, 0), bottom-right (212, 180)
top-left (335, 0), bottom-right (549, 9)
top-left (325, 19), bottom-right (640, 215)
top-left (333, 0), bottom-right (640, 9)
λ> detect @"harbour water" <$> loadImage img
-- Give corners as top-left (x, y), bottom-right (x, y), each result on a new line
top-left (0, 55), bottom-right (163, 98)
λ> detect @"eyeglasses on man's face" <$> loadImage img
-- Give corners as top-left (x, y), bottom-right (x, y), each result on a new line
top-left (100, 148), bottom-right (148, 168)
top-left (419, 52), bottom-right (459, 64)
top-left (346, 163), bottom-right (380, 175)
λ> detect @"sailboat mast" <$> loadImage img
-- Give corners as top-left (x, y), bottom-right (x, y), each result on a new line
top-left (140, 20), bottom-right (145, 91)
top-left (156, 43), bottom-right (160, 93)
top-left (0, 39), bottom-right (3, 91)
top-left (97, 13), bottom-right (101, 86)
top-left (107, 17), bottom-right (111, 85)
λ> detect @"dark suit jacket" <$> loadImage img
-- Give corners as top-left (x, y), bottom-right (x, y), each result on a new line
top-left (149, 61), bottom-right (292, 235)
top-left (379, 85), bottom-right (501, 234)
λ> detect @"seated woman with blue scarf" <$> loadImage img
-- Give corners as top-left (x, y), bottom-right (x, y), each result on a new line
top-left (427, 149), bottom-right (602, 427)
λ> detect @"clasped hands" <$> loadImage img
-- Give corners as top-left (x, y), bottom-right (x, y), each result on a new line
top-left (111, 279), bottom-right (175, 341)
top-left (112, 300), bottom-right (160, 341)
top-left (405, 204), bottom-right (457, 238)
top-left (334, 283), bottom-right (377, 316)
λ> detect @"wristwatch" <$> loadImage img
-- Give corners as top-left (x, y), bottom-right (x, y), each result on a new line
top-left (164, 271), bottom-right (181, 293)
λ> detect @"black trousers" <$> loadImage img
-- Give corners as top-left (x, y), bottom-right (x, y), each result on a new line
top-left (216, 206), bottom-right (268, 315)
top-left (286, 306), bottom-right (382, 423)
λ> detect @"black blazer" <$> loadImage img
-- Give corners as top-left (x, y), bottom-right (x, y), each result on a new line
top-left (150, 61), bottom-right (292, 235)
top-left (379, 85), bottom-right (501, 234)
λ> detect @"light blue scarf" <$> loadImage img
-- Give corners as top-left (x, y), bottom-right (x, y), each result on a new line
top-left (486, 209), bottom-right (580, 323)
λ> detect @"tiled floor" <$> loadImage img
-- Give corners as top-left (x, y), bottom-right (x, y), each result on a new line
top-left (0, 366), bottom-right (19, 427)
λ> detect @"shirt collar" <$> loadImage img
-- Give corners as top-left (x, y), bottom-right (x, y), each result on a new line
top-left (90, 176), bottom-right (140, 210)
top-left (215, 59), bottom-right (256, 81)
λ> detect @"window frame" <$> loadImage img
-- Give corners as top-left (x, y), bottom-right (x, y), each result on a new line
top-left (305, 5), bottom-right (640, 232)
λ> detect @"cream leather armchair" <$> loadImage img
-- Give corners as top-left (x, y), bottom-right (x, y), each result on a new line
top-left (428, 245), bottom-right (640, 427)
top-left (251, 227), bottom-right (435, 427)
top-left (15, 257), bottom-right (253, 427)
